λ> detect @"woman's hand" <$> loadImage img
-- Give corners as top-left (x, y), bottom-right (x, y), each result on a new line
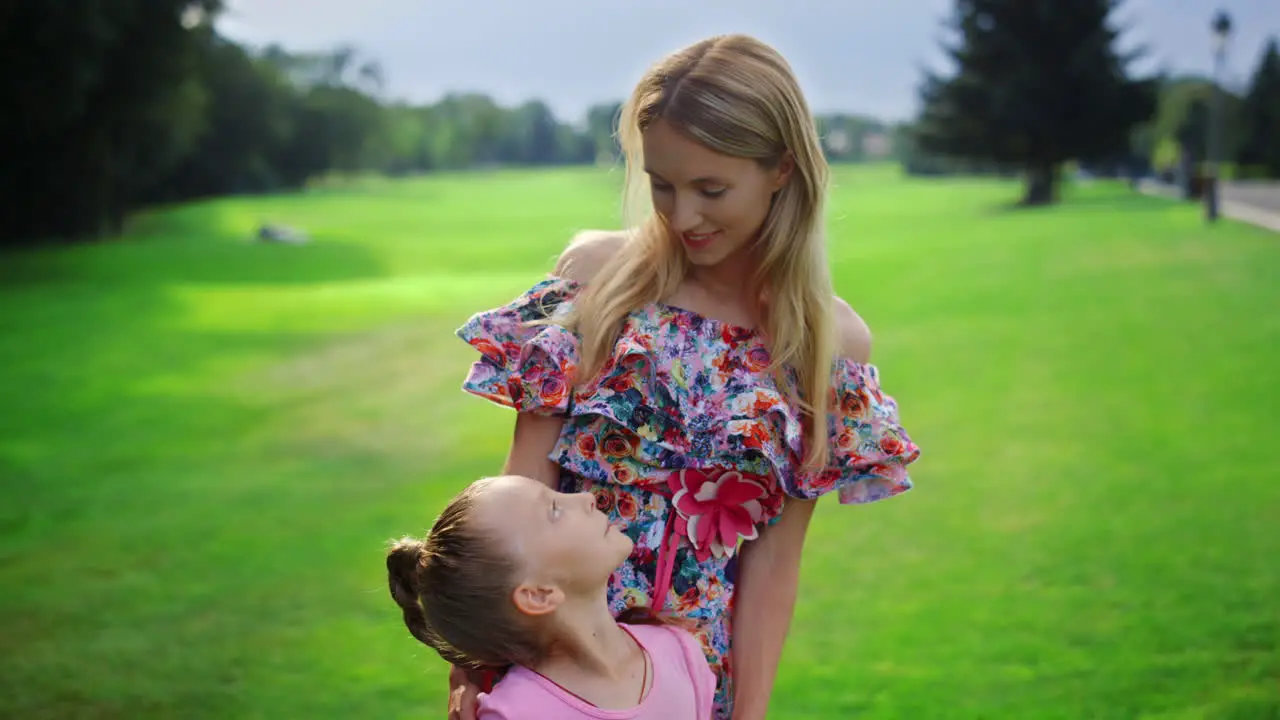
top-left (447, 664), bottom-right (480, 720)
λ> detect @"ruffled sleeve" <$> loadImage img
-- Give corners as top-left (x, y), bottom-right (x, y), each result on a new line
top-left (455, 277), bottom-right (582, 416)
top-left (789, 360), bottom-right (921, 505)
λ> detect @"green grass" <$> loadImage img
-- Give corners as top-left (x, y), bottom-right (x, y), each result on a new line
top-left (1, 165), bottom-right (1277, 719)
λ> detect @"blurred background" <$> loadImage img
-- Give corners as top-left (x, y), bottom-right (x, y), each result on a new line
top-left (1, 1), bottom-right (1278, 718)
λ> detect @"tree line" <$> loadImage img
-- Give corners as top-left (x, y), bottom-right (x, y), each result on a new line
top-left (3, 1), bottom-right (1277, 246)
top-left (0, 1), bottom-right (901, 247)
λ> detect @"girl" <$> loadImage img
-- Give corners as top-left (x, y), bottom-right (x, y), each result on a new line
top-left (452, 33), bottom-right (922, 719)
top-left (387, 474), bottom-right (717, 718)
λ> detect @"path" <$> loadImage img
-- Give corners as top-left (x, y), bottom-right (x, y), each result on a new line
top-left (1138, 179), bottom-right (1280, 233)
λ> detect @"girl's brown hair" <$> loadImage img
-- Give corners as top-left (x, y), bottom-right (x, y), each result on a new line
top-left (386, 478), bottom-right (542, 671)
top-left (386, 478), bottom-right (674, 672)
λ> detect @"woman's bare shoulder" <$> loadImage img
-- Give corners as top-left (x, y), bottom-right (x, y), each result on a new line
top-left (553, 229), bottom-right (628, 285)
top-left (832, 295), bottom-right (873, 363)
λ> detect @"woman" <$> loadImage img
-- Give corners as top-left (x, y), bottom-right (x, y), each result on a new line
top-left (451, 33), bottom-right (921, 719)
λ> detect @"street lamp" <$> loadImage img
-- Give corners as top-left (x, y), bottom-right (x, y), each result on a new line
top-left (1205, 9), bottom-right (1233, 222)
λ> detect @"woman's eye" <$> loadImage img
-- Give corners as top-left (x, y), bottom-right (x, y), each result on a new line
top-left (651, 182), bottom-right (673, 193)
top-left (702, 187), bottom-right (726, 199)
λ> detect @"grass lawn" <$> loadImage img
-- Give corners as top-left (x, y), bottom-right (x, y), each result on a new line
top-left (1, 165), bottom-right (1276, 719)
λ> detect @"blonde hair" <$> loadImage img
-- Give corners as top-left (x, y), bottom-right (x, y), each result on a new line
top-left (562, 34), bottom-right (837, 469)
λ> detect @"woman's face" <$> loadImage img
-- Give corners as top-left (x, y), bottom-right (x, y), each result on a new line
top-left (641, 117), bottom-right (792, 268)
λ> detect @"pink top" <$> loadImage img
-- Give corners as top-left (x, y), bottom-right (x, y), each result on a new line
top-left (476, 623), bottom-right (716, 719)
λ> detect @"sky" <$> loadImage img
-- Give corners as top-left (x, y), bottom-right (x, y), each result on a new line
top-left (217, 0), bottom-right (1280, 125)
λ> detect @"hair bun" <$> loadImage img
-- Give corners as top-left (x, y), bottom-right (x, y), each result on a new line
top-left (387, 536), bottom-right (426, 596)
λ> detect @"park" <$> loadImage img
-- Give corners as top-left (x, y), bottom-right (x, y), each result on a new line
top-left (2, 2), bottom-right (1278, 718)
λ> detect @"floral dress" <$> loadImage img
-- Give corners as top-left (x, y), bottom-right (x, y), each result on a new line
top-left (457, 277), bottom-right (921, 719)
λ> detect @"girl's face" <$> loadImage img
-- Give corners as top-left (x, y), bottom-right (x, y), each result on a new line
top-left (473, 476), bottom-right (633, 613)
top-left (641, 117), bottom-right (792, 269)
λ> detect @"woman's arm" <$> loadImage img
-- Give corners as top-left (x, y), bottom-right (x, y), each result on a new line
top-left (502, 228), bottom-right (625, 488)
top-left (729, 298), bottom-right (873, 717)
top-left (503, 413), bottom-right (566, 489)
top-left (729, 497), bottom-right (818, 720)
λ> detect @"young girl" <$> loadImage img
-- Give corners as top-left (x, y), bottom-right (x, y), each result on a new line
top-left (387, 474), bottom-right (717, 719)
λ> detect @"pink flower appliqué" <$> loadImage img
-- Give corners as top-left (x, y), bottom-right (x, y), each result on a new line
top-left (667, 468), bottom-right (771, 562)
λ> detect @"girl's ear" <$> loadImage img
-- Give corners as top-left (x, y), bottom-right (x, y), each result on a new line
top-left (511, 582), bottom-right (565, 617)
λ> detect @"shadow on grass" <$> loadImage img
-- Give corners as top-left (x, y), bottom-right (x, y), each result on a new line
top-left (982, 188), bottom-right (1182, 216)
top-left (0, 196), bottom-right (389, 288)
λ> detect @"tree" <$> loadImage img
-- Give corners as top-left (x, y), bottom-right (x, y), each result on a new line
top-left (585, 102), bottom-right (624, 164)
top-left (141, 33), bottom-right (294, 201)
top-left (913, 0), bottom-right (1158, 205)
top-left (510, 101), bottom-right (561, 165)
top-left (0, 0), bottom-right (221, 244)
top-left (1145, 74), bottom-right (1243, 174)
top-left (1235, 37), bottom-right (1280, 178)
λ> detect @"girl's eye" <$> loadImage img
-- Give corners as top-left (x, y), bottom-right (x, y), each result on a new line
top-left (702, 187), bottom-right (726, 199)
top-left (651, 182), bottom-right (673, 193)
